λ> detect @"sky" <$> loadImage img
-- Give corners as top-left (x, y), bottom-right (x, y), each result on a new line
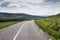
top-left (0, 0), bottom-right (60, 16)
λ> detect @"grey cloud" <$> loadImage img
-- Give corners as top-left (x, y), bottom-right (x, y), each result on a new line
top-left (0, 0), bottom-right (3, 2)
top-left (0, 0), bottom-right (60, 8)
top-left (0, 1), bottom-right (9, 7)
top-left (45, 0), bottom-right (60, 2)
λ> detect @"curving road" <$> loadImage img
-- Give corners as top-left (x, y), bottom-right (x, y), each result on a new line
top-left (0, 20), bottom-right (50, 40)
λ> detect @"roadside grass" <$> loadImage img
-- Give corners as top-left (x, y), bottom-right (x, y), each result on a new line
top-left (35, 16), bottom-right (60, 40)
top-left (0, 21), bottom-right (19, 29)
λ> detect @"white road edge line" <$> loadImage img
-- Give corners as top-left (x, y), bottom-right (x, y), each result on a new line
top-left (13, 22), bottom-right (27, 40)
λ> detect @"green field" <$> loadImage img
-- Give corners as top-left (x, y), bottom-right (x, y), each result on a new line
top-left (35, 13), bottom-right (60, 40)
top-left (0, 13), bottom-right (27, 29)
top-left (0, 21), bottom-right (19, 29)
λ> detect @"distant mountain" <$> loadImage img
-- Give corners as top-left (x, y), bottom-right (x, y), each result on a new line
top-left (0, 12), bottom-right (44, 19)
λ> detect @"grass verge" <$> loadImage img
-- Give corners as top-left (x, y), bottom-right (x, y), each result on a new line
top-left (0, 21), bottom-right (19, 30)
top-left (35, 18), bottom-right (60, 40)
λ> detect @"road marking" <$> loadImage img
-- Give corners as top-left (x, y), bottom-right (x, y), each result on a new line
top-left (13, 22), bottom-right (27, 40)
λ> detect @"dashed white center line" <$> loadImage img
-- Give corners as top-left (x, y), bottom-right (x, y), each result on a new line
top-left (13, 22), bottom-right (27, 40)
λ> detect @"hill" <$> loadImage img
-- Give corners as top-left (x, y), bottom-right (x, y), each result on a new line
top-left (0, 12), bottom-right (43, 19)
top-left (0, 12), bottom-right (45, 22)
top-left (35, 13), bottom-right (60, 40)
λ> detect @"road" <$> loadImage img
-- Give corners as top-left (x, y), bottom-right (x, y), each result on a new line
top-left (0, 20), bottom-right (50, 40)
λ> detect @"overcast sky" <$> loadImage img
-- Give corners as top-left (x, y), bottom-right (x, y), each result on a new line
top-left (0, 0), bottom-right (60, 16)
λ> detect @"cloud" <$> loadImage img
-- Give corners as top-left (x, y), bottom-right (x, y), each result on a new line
top-left (6, 0), bottom-right (44, 3)
top-left (0, 5), bottom-right (60, 16)
top-left (0, 0), bottom-right (60, 16)
top-left (0, 1), bottom-right (9, 7)
top-left (0, 0), bottom-right (3, 2)
top-left (45, 0), bottom-right (60, 2)
top-left (0, 0), bottom-right (60, 7)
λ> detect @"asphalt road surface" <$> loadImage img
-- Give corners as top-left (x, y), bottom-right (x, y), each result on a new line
top-left (0, 20), bottom-right (50, 40)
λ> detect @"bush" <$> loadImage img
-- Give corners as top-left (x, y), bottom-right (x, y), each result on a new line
top-left (35, 16), bottom-right (60, 40)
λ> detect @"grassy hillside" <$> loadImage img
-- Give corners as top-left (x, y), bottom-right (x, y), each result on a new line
top-left (35, 13), bottom-right (60, 40)
top-left (0, 12), bottom-right (44, 22)
top-left (0, 12), bottom-right (43, 19)
top-left (0, 13), bottom-right (28, 29)
top-left (0, 21), bottom-right (19, 29)
top-left (0, 12), bottom-right (44, 29)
